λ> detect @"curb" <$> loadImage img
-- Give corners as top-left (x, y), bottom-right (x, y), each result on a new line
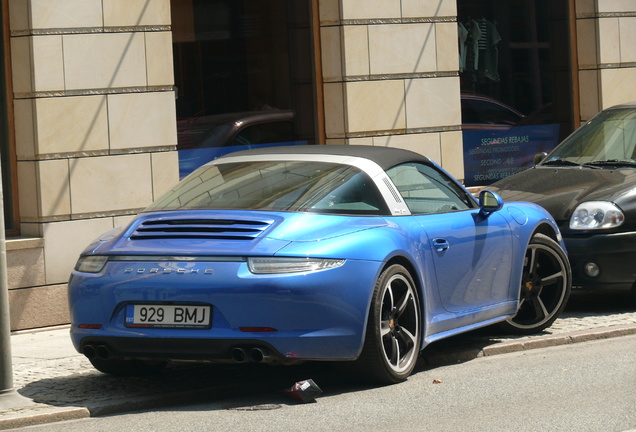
top-left (482, 324), bottom-right (636, 356)
top-left (0, 406), bottom-right (89, 430)
top-left (422, 323), bottom-right (636, 368)
top-left (2, 324), bottom-right (636, 430)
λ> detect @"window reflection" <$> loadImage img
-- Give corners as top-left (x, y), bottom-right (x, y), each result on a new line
top-left (170, 0), bottom-right (316, 177)
top-left (458, 0), bottom-right (574, 187)
top-left (147, 161), bottom-right (389, 216)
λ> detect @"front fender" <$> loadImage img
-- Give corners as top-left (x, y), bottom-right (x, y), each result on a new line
top-left (499, 202), bottom-right (568, 301)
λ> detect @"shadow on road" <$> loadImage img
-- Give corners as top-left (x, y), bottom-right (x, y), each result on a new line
top-left (16, 361), bottom-right (353, 416)
top-left (15, 290), bottom-right (634, 416)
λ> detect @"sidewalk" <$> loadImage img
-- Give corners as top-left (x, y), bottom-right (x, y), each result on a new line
top-left (2, 307), bottom-right (636, 430)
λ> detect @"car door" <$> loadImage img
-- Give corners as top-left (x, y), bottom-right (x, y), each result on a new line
top-left (387, 163), bottom-right (514, 313)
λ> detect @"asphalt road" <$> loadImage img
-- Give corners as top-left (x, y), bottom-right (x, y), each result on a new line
top-left (13, 334), bottom-right (636, 432)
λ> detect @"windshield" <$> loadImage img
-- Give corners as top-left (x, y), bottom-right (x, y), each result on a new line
top-left (541, 108), bottom-right (636, 165)
top-left (146, 161), bottom-right (390, 215)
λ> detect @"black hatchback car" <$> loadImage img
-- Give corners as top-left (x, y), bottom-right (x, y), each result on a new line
top-left (490, 102), bottom-right (636, 296)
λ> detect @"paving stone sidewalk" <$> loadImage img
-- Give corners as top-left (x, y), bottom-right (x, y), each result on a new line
top-left (2, 306), bottom-right (636, 430)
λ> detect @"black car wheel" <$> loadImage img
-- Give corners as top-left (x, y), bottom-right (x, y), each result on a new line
top-left (499, 233), bottom-right (572, 334)
top-left (356, 264), bottom-right (421, 384)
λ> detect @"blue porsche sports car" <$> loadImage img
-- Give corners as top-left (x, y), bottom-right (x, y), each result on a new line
top-left (68, 145), bottom-right (571, 384)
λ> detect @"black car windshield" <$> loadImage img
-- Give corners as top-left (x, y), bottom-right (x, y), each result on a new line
top-left (541, 108), bottom-right (636, 165)
top-left (145, 161), bottom-right (390, 215)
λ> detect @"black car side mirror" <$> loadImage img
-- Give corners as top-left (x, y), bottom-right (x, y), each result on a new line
top-left (533, 152), bottom-right (548, 165)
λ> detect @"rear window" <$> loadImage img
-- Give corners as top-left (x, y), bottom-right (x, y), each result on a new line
top-left (146, 161), bottom-right (390, 215)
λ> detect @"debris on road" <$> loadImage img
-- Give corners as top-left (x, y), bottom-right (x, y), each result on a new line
top-left (281, 379), bottom-right (322, 403)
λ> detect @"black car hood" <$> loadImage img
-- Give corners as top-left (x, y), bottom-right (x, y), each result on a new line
top-left (490, 166), bottom-right (636, 222)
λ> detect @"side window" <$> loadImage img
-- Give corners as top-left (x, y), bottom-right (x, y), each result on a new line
top-left (387, 163), bottom-right (475, 215)
top-left (229, 121), bottom-right (295, 147)
top-left (308, 170), bottom-right (389, 215)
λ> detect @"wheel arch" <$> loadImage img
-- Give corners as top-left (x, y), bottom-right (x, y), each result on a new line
top-left (378, 255), bottom-right (427, 345)
top-left (352, 255), bottom-right (425, 383)
top-left (511, 221), bottom-right (563, 300)
top-left (500, 225), bottom-right (572, 335)
top-left (381, 256), bottom-right (423, 302)
top-left (532, 221), bottom-right (561, 244)
top-left (356, 255), bottom-right (425, 354)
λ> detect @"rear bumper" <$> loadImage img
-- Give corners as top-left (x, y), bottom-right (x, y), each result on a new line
top-left (564, 231), bottom-right (636, 290)
top-left (69, 258), bottom-right (382, 361)
top-left (78, 336), bottom-right (274, 361)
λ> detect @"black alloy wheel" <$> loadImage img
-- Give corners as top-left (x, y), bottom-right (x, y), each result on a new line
top-left (355, 264), bottom-right (422, 384)
top-left (499, 233), bottom-right (572, 334)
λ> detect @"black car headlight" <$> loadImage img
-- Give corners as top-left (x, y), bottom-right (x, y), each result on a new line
top-left (569, 201), bottom-right (624, 230)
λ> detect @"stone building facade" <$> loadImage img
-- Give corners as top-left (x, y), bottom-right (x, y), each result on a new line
top-left (4, 0), bottom-right (178, 329)
top-left (2, 0), bottom-right (636, 330)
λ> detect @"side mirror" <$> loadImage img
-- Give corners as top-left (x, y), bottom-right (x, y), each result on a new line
top-left (478, 190), bottom-right (504, 218)
top-left (533, 152), bottom-right (548, 165)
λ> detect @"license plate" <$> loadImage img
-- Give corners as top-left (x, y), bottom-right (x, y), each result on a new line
top-left (125, 304), bottom-right (211, 329)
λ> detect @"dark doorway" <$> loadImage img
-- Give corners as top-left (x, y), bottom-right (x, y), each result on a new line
top-left (1, 0), bottom-right (17, 234)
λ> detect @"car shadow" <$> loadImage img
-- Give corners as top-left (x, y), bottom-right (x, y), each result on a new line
top-left (416, 288), bottom-right (636, 372)
top-left (16, 347), bottom-right (488, 415)
top-left (16, 361), bottom-right (351, 415)
top-left (16, 290), bottom-right (634, 415)
top-left (13, 335), bottom-right (523, 416)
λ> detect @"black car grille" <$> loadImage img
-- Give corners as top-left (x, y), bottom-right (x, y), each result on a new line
top-left (130, 218), bottom-right (273, 240)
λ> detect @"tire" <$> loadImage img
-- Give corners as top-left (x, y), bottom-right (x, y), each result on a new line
top-left (355, 264), bottom-right (422, 384)
top-left (89, 357), bottom-right (167, 376)
top-left (498, 233), bottom-right (572, 335)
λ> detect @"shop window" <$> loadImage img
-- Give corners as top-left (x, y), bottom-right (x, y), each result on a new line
top-left (171, 0), bottom-right (317, 177)
top-left (458, 0), bottom-right (575, 186)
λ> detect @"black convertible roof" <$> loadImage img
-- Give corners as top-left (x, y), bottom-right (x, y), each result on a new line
top-left (221, 145), bottom-right (434, 171)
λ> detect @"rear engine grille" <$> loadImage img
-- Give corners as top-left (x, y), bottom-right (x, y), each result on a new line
top-left (130, 218), bottom-right (273, 240)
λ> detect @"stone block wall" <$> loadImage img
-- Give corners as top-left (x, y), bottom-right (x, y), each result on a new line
top-left (318, 0), bottom-right (464, 179)
top-left (576, 0), bottom-right (636, 120)
top-left (7, 0), bottom-right (179, 330)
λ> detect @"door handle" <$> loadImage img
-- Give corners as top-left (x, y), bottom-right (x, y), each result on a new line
top-left (432, 238), bottom-right (450, 253)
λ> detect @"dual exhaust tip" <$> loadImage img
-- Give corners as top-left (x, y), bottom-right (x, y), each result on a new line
top-left (231, 347), bottom-right (272, 363)
top-left (83, 344), bottom-right (273, 364)
top-left (82, 344), bottom-right (111, 360)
